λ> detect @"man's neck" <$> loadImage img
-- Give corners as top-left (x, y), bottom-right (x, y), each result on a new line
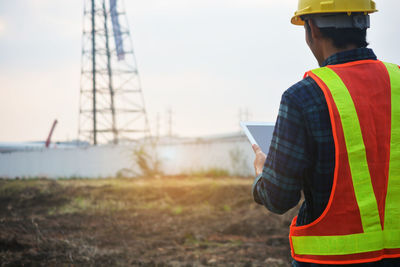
top-left (318, 42), bottom-right (358, 66)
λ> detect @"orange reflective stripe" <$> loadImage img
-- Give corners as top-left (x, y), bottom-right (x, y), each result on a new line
top-left (291, 62), bottom-right (400, 259)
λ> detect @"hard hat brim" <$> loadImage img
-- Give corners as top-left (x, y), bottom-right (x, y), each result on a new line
top-left (291, 9), bottom-right (377, 26)
top-left (291, 15), bottom-right (305, 26)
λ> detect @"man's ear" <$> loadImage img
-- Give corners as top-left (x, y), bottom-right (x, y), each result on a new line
top-left (308, 19), bottom-right (322, 40)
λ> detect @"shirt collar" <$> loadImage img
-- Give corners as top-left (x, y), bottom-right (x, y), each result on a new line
top-left (321, 48), bottom-right (377, 67)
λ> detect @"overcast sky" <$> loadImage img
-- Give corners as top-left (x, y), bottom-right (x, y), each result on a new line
top-left (0, 0), bottom-right (399, 142)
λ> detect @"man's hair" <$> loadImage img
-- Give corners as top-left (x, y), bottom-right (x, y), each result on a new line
top-left (304, 20), bottom-right (368, 49)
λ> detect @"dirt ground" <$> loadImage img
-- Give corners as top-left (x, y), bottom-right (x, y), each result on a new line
top-left (0, 176), bottom-right (299, 266)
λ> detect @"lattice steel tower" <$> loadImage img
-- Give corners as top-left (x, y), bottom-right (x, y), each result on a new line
top-left (79, 0), bottom-right (150, 145)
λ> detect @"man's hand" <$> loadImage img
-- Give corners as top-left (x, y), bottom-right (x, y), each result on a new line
top-left (252, 144), bottom-right (266, 176)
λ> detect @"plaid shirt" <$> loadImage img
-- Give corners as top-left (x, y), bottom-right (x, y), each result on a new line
top-left (253, 48), bottom-right (400, 267)
top-left (252, 48), bottom-right (378, 226)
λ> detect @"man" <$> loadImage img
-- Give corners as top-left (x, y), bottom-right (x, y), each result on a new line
top-left (251, 0), bottom-right (400, 266)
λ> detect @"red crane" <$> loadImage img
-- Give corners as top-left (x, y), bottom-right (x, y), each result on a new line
top-left (45, 119), bottom-right (58, 148)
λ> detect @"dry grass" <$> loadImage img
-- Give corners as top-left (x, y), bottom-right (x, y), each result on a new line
top-left (0, 177), bottom-right (299, 266)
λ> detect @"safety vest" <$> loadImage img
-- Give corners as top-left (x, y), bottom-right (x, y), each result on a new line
top-left (289, 60), bottom-right (400, 265)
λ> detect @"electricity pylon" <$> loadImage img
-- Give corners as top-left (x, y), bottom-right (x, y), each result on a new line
top-left (78, 0), bottom-right (150, 145)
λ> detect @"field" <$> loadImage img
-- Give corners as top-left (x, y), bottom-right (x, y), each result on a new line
top-left (0, 176), bottom-right (299, 266)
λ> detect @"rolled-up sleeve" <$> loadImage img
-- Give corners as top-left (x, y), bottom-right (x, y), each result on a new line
top-left (253, 89), bottom-right (310, 214)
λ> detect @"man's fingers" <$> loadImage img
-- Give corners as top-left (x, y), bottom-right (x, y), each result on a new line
top-left (252, 144), bottom-right (261, 154)
top-left (253, 144), bottom-right (266, 176)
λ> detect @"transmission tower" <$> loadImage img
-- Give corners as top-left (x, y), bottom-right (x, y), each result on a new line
top-left (78, 0), bottom-right (150, 145)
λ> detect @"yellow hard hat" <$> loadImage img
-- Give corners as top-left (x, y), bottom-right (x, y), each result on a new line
top-left (291, 0), bottom-right (377, 26)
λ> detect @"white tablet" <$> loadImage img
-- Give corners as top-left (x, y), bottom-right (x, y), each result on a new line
top-left (240, 121), bottom-right (275, 153)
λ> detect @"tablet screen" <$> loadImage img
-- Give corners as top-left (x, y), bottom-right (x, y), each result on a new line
top-left (240, 122), bottom-right (274, 153)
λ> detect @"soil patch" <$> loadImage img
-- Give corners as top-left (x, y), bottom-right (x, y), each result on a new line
top-left (0, 177), bottom-right (299, 266)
